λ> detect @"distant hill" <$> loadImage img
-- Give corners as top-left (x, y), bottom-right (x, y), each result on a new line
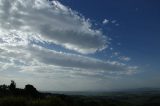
top-left (1, 81), bottom-right (160, 106)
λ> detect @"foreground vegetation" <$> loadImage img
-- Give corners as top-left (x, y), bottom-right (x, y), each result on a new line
top-left (0, 81), bottom-right (160, 106)
top-left (1, 93), bottom-right (160, 106)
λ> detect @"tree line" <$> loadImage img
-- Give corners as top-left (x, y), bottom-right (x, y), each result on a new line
top-left (0, 80), bottom-right (39, 97)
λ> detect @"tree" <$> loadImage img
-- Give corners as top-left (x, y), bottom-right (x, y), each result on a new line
top-left (9, 80), bottom-right (16, 91)
top-left (25, 84), bottom-right (39, 97)
top-left (0, 84), bottom-right (8, 91)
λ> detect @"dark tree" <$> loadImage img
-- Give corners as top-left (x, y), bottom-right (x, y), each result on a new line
top-left (25, 84), bottom-right (37, 92)
top-left (0, 84), bottom-right (9, 92)
top-left (25, 84), bottom-right (39, 97)
top-left (0, 84), bottom-right (8, 90)
top-left (9, 80), bottom-right (16, 91)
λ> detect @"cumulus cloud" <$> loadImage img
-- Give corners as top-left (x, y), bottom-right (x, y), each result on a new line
top-left (0, 0), bottom-right (108, 54)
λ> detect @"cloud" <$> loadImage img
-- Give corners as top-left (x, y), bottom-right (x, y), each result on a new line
top-left (111, 20), bottom-right (117, 24)
top-left (0, 0), bottom-right (108, 54)
top-left (28, 45), bottom-right (133, 72)
top-left (119, 56), bottom-right (131, 62)
top-left (0, 0), bottom-right (138, 81)
top-left (0, 40), bottom-right (137, 78)
top-left (102, 19), bottom-right (109, 25)
top-left (110, 20), bottom-right (120, 26)
top-left (113, 52), bottom-right (120, 56)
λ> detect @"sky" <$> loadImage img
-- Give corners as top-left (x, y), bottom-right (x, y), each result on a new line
top-left (0, 0), bottom-right (160, 91)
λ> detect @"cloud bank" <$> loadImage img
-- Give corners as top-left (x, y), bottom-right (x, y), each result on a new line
top-left (0, 0), bottom-right (137, 80)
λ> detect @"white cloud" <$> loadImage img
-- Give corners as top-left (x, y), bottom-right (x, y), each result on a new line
top-left (111, 20), bottom-right (120, 26)
top-left (0, 41), bottom-right (137, 79)
top-left (28, 45), bottom-right (133, 72)
top-left (0, 0), bottom-right (108, 54)
top-left (102, 19), bottom-right (109, 25)
top-left (119, 56), bottom-right (131, 62)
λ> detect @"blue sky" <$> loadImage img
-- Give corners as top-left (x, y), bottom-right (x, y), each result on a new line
top-left (0, 0), bottom-right (160, 91)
